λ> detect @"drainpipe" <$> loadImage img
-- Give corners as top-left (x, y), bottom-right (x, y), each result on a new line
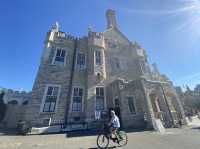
top-left (64, 38), bottom-right (78, 126)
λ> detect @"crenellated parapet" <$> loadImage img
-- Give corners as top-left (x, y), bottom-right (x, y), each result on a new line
top-left (44, 22), bottom-right (76, 49)
top-left (88, 31), bottom-right (105, 48)
top-left (3, 89), bottom-right (31, 105)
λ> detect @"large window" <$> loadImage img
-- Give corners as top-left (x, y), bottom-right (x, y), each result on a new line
top-left (127, 96), bottom-right (136, 114)
top-left (95, 50), bottom-right (102, 65)
top-left (43, 86), bottom-right (60, 112)
top-left (53, 48), bottom-right (66, 65)
top-left (76, 53), bottom-right (86, 69)
top-left (72, 87), bottom-right (83, 112)
top-left (96, 87), bottom-right (104, 111)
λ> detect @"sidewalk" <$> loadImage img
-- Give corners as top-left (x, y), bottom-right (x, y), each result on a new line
top-left (187, 116), bottom-right (200, 127)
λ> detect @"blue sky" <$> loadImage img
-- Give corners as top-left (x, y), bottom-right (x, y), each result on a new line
top-left (0, 0), bottom-right (200, 91)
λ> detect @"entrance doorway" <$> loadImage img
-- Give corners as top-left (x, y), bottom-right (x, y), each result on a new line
top-left (114, 98), bottom-right (122, 127)
top-left (149, 93), bottom-right (164, 122)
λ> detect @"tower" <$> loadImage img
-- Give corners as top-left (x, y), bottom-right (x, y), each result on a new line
top-left (106, 9), bottom-right (117, 29)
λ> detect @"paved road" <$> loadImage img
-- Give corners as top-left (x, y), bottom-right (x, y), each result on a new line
top-left (0, 126), bottom-right (200, 149)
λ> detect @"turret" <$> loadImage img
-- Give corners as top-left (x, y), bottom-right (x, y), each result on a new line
top-left (106, 9), bottom-right (117, 29)
top-left (49, 22), bottom-right (60, 41)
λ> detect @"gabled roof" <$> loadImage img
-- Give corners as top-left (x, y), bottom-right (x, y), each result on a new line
top-left (103, 27), bottom-right (132, 44)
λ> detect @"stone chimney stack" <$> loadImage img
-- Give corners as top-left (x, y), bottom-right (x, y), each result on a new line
top-left (106, 9), bottom-right (117, 29)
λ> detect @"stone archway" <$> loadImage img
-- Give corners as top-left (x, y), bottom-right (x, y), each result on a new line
top-left (149, 93), bottom-right (163, 121)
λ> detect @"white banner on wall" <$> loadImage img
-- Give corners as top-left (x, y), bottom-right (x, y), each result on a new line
top-left (95, 111), bottom-right (101, 120)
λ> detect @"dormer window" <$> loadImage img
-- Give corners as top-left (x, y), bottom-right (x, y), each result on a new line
top-left (53, 48), bottom-right (66, 66)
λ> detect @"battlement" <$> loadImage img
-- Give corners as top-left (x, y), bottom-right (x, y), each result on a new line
top-left (52, 31), bottom-right (76, 42)
top-left (6, 89), bottom-right (32, 95)
top-left (88, 31), bottom-right (105, 48)
top-left (89, 31), bottom-right (104, 39)
top-left (56, 32), bottom-right (76, 40)
top-left (3, 89), bottom-right (31, 105)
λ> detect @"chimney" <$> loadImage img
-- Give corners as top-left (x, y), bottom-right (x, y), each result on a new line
top-left (106, 9), bottom-right (117, 29)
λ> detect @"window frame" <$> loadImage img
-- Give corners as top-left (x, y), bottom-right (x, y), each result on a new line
top-left (71, 87), bottom-right (84, 112)
top-left (95, 50), bottom-right (102, 65)
top-left (76, 52), bottom-right (86, 70)
top-left (127, 96), bottom-right (137, 115)
top-left (40, 84), bottom-right (61, 114)
top-left (52, 48), bottom-right (67, 66)
top-left (95, 86), bottom-right (105, 111)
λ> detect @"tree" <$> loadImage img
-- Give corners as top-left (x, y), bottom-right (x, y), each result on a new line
top-left (0, 91), bottom-right (6, 122)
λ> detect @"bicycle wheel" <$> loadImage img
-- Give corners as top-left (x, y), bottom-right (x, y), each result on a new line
top-left (118, 131), bottom-right (128, 146)
top-left (97, 134), bottom-right (109, 149)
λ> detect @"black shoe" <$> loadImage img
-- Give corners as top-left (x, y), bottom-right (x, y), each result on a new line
top-left (112, 138), bottom-right (117, 142)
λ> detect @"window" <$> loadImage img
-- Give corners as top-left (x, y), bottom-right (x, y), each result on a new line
top-left (114, 98), bottom-right (120, 107)
top-left (97, 72), bottom-right (101, 79)
top-left (95, 50), bottom-right (102, 65)
top-left (114, 58), bottom-right (120, 69)
top-left (53, 48), bottom-right (66, 65)
top-left (127, 96), bottom-right (136, 114)
top-left (73, 117), bottom-right (80, 122)
top-left (43, 86), bottom-right (60, 112)
top-left (76, 53), bottom-right (86, 69)
top-left (72, 87), bottom-right (83, 111)
top-left (96, 87), bottom-right (104, 111)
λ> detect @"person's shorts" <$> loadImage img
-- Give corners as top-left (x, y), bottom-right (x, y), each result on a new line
top-left (111, 126), bottom-right (119, 131)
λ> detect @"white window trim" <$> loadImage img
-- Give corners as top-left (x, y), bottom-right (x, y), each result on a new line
top-left (127, 95), bottom-right (137, 115)
top-left (40, 84), bottom-right (61, 114)
top-left (95, 86), bottom-right (106, 111)
top-left (70, 86), bottom-right (85, 112)
top-left (51, 47), bottom-right (67, 66)
top-left (76, 52), bottom-right (86, 70)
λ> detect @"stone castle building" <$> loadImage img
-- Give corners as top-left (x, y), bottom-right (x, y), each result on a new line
top-left (25, 9), bottom-right (186, 129)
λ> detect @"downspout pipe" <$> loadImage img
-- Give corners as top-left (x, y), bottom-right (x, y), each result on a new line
top-left (64, 38), bottom-right (78, 126)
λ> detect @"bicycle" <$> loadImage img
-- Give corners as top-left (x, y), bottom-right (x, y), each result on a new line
top-left (97, 124), bottom-right (128, 148)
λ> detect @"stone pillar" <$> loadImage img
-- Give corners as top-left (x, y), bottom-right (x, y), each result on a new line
top-left (141, 79), bottom-right (155, 129)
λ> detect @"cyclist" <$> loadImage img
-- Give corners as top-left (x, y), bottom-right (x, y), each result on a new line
top-left (108, 110), bottom-right (120, 142)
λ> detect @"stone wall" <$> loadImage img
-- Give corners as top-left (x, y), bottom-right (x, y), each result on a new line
top-left (25, 30), bottom-right (76, 127)
top-left (3, 104), bottom-right (28, 128)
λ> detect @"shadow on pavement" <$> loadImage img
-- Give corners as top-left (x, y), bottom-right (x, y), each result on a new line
top-left (124, 127), bottom-right (152, 133)
top-left (66, 129), bottom-right (101, 138)
top-left (0, 128), bottom-right (20, 136)
top-left (191, 126), bottom-right (200, 130)
top-left (88, 146), bottom-right (117, 149)
top-left (66, 127), bottom-right (151, 138)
